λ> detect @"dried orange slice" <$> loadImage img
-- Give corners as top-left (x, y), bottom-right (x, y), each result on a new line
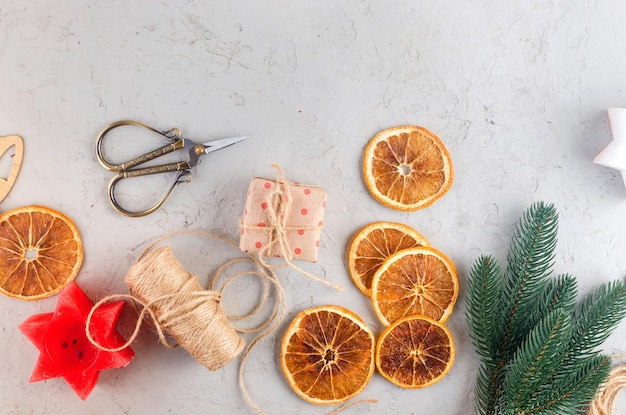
top-left (363, 125), bottom-right (453, 211)
top-left (371, 246), bottom-right (458, 325)
top-left (347, 222), bottom-right (429, 297)
top-left (280, 305), bottom-right (375, 406)
top-left (0, 206), bottom-right (83, 300)
top-left (376, 315), bottom-right (455, 388)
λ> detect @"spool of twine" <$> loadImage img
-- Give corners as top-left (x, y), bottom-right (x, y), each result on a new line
top-left (587, 358), bottom-right (626, 415)
top-left (126, 246), bottom-right (245, 370)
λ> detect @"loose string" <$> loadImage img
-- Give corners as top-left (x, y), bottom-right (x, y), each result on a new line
top-left (239, 163), bottom-right (343, 292)
top-left (327, 399), bottom-right (378, 415)
top-left (237, 263), bottom-right (287, 415)
top-left (587, 355), bottom-right (626, 415)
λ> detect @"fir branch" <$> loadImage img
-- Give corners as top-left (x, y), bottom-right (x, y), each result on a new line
top-left (499, 201), bottom-right (559, 358)
top-left (466, 255), bottom-right (504, 358)
top-left (465, 255), bottom-right (505, 414)
top-left (570, 280), bottom-right (626, 357)
top-left (524, 280), bottom-right (626, 413)
top-left (466, 202), bottom-right (626, 415)
top-left (525, 354), bottom-right (612, 414)
top-left (479, 202), bottom-right (560, 413)
top-left (502, 309), bottom-right (573, 413)
top-left (474, 360), bottom-right (502, 415)
top-left (528, 274), bottom-right (578, 333)
top-left (539, 274), bottom-right (578, 316)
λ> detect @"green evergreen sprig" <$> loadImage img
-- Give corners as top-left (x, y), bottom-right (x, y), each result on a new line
top-left (466, 202), bottom-right (626, 414)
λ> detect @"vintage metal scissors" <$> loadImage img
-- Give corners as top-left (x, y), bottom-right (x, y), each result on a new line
top-left (96, 120), bottom-right (249, 217)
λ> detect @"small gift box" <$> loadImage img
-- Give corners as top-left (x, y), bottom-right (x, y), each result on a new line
top-left (239, 171), bottom-right (327, 263)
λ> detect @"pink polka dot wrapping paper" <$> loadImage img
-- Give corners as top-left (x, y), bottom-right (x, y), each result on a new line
top-left (239, 177), bottom-right (327, 262)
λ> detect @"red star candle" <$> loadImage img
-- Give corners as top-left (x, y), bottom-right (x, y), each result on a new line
top-left (19, 282), bottom-right (134, 400)
top-left (239, 175), bottom-right (327, 262)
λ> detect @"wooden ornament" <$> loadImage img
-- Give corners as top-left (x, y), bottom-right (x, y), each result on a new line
top-left (0, 135), bottom-right (23, 203)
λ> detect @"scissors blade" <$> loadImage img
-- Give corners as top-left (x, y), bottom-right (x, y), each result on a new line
top-left (202, 135), bottom-right (250, 154)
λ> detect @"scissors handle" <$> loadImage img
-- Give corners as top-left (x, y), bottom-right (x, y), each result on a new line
top-left (119, 160), bottom-right (192, 178)
top-left (96, 120), bottom-right (182, 171)
top-left (108, 170), bottom-right (193, 217)
top-left (116, 141), bottom-right (186, 172)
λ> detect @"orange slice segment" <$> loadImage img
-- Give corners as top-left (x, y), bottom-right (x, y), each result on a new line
top-left (280, 305), bottom-right (375, 406)
top-left (0, 206), bottom-right (83, 300)
top-left (363, 125), bottom-right (453, 211)
top-left (347, 222), bottom-right (429, 297)
top-left (376, 315), bottom-right (455, 388)
top-left (371, 246), bottom-right (458, 325)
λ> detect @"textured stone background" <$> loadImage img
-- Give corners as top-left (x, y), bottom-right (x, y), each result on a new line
top-left (1, 1), bottom-right (625, 414)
